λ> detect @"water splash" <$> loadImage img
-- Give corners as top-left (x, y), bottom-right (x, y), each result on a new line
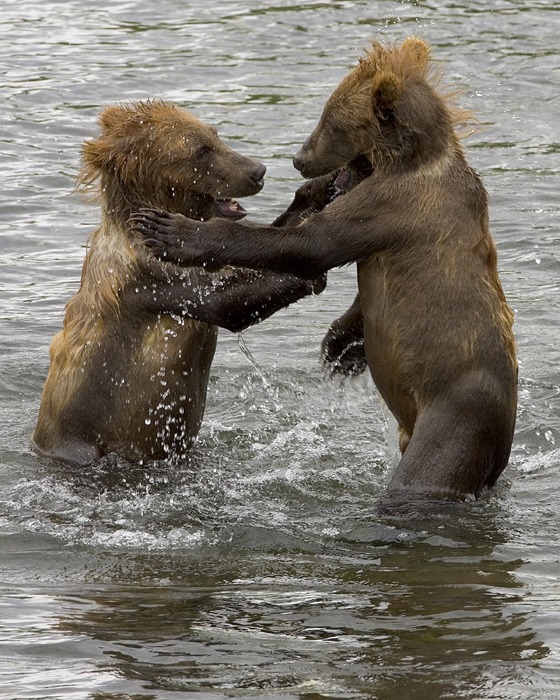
top-left (237, 332), bottom-right (282, 410)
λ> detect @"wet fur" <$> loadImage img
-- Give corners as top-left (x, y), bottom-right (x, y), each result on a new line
top-left (130, 40), bottom-right (517, 502)
top-left (33, 100), bottom-right (320, 465)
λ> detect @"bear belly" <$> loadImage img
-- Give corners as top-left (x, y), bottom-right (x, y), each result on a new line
top-left (115, 316), bottom-right (219, 459)
top-left (357, 260), bottom-right (418, 434)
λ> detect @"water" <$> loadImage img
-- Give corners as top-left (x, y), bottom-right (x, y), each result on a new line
top-left (1, 1), bottom-right (559, 698)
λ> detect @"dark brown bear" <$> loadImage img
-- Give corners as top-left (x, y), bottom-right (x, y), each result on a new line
top-left (33, 100), bottom-right (323, 465)
top-left (130, 39), bottom-right (518, 502)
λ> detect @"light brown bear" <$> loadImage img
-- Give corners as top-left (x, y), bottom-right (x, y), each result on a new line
top-left (130, 39), bottom-right (518, 502)
top-left (33, 100), bottom-right (323, 465)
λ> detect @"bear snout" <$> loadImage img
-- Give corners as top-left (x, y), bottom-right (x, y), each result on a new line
top-left (293, 144), bottom-right (323, 178)
top-left (250, 161), bottom-right (267, 188)
top-left (293, 151), bottom-right (305, 173)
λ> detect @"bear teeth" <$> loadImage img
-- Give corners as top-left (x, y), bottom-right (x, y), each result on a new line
top-left (215, 198), bottom-right (247, 220)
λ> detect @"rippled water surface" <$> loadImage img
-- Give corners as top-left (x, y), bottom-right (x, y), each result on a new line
top-left (1, 1), bottom-right (559, 698)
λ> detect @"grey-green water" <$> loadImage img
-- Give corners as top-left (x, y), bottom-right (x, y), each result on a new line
top-left (1, 1), bottom-right (559, 698)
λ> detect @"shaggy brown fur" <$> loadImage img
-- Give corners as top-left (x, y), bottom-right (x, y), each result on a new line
top-left (130, 39), bottom-right (518, 502)
top-left (33, 100), bottom-right (322, 465)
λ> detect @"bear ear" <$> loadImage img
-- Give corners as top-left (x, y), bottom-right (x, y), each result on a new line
top-left (79, 136), bottom-right (112, 183)
top-left (80, 133), bottom-right (137, 184)
top-left (98, 104), bottom-right (132, 134)
top-left (79, 104), bottom-right (145, 186)
top-left (372, 71), bottom-right (403, 120)
top-left (401, 36), bottom-right (431, 68)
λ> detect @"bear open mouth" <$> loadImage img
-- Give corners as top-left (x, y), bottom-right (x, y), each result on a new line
top-left (334, 156), bottom-right (374, 193)
top-left (334, 168), bottom-right (353, 192)
top-left (215, 198), bottom-right (248, 220)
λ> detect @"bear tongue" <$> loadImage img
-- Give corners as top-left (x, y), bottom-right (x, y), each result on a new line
top-left (216, 198), bottom-right (247, 220)
top-left (334, 167), bottom-right (352, 192)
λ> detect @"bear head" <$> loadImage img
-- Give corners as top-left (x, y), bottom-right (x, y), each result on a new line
top-left (79, 100), bottom-right (266, 225)
top-left (293, 37), bottom-right (468, 179)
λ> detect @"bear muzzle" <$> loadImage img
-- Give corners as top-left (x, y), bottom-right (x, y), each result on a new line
top-left (249, 162), bottom-right (267, 191)
top-left (293, 144), bottom-right (329, 179)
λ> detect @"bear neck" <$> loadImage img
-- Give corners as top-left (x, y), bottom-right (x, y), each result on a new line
top-left (373, 117), bottom-right (464, 177)
top-left (99, 175), bottom-right (215, 229)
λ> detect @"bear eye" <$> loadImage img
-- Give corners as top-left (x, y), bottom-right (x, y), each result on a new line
top-left (196, 144), bottom-right (213, 158)
top-left (329, 120), bottom-right (345, 135)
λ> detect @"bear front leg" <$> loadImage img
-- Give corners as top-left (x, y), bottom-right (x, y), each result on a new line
top-left (129, 209), bottom-right (334, 279)
top-left (128, 263), bottom-right (325, 333)
top-left (129, 192), bottom-right (397, 279)
top-left (321, 293), bottom-right (367, 376)
top-left (194, 268), bottom-right (326, 332)
top-left (271, 171), bottom-right (341, 228)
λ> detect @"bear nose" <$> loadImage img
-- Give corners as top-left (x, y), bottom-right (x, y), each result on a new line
top-left (252, 162), bottom-right (267, 184)
top-left (293, 152), bottom-right (304, 172)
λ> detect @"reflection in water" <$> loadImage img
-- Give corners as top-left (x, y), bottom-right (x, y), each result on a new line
top-left (42, 501), bottom-right (546, 699)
